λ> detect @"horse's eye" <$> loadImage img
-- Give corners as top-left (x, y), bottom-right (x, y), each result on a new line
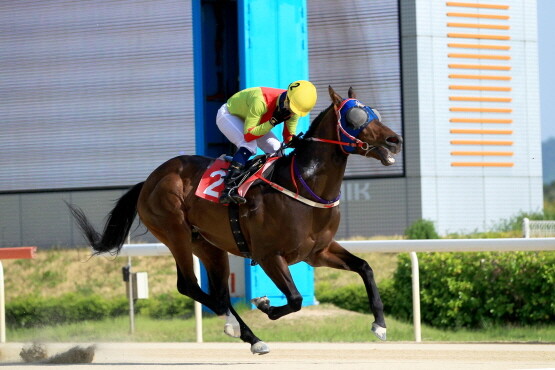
top-left (346, 107), bottom-right (368, 128)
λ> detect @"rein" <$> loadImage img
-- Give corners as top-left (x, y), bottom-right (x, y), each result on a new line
top-left (304, 136), bottom-right (368, 149)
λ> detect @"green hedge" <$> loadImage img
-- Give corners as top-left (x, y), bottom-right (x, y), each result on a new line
top-left (136, 291), bottom-right (194, 319)
top-left (316, 282), bottom-right (369, 313)
top-left (390, 251), bottom-right (555, 328)
top-left (6, 292), bottom-right (194, 329)
top-left (404, 219), bottom-right (439, 239)
top-left (316, 279), bottom-right (397, 316)
top-left (315, 252), bottom-right (555, 329)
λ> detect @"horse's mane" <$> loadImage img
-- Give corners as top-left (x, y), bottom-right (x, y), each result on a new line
top-left (286, 104), bottom-right (333, 156)
top-left (304, 104), bottom-right (333, 138)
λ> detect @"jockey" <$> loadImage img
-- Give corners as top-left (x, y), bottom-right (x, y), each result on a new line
top-left (216, 80), bottom-right (318, 204)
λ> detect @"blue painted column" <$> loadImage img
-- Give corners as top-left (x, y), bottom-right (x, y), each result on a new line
top-left (238, 0), bottom-right (311, 139)
top-left (238, 0), bottom-right (314, 308)
top-left (192, 0), bottom-right (205, 155)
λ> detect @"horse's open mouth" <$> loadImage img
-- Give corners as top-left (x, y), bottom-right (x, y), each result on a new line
top-left (377, 146), bottom-right (396, 166)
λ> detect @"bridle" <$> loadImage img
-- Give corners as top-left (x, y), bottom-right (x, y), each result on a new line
top-left (279, 99), bottom-right (382, 207)
top-left (304, 98), bottom-right (380, 155)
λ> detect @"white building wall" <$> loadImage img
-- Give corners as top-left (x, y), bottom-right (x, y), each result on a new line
top-left (413, 0), bottom-right (542, 234)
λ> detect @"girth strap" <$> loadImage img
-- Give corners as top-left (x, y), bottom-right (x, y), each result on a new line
top-left (228, 203), bottom-right (257, 265)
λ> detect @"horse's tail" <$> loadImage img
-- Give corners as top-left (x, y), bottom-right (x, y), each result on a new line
top-left (67, 182), bottom-right (145, 255)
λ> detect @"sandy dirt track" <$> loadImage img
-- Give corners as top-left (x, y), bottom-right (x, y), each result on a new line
top-left (1, 342), bottom-right (554, 369)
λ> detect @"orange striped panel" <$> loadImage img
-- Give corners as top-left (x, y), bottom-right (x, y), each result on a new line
top-left (449, 85), bottom-right (511, 91)
top-left (449, 64), bottom-right (511, 70)
top-left (449, 107), bottom-right (512, 113)
top-left (451, 162), bottom-right (514, 167)
top-left (446, 13), bottom-right (510, 20)
top-left (449, 96), bottom-right (512, 102)
top-left (448, 43), bottom-right (510, 50)
top-left (446, 2), bottom-right (510, 10)
top-left (449, 74), bottom-right (511, 80)
top-left (448, 33), bottom-right (511, 40)
top-left (447, 23), bottom-right (510, 30)
top-left (451, 151), bottom-right (513, 156)
top-left (448, 53), bottom-right (510, 60)
top-left (450, 129), bottom-right (512, 134)
top-left (450, 118), bottom-right (513, 123)
top-left (451, 140), bottom-right (513, 145)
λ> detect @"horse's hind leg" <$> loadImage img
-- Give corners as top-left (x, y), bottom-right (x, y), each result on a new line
top-left (307, 240), bottom-right (387, 341)
top-left (252, 254), bottom-right (304, 320)
top-left (186, 240), bottom-right (269, 354)
top-left (154, 227), bottom-right (219, 310)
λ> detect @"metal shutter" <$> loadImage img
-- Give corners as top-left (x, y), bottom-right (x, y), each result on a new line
top-left (307, 0), bottom-right (404, 178)
top-left (0, 0), bottom-right (194, 192)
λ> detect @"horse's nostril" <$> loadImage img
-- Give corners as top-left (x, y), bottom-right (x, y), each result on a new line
top-left (387, 136), bottom-right (400, 144)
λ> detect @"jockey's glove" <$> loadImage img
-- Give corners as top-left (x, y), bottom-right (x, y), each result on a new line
top-left (269, 107), bottom-right (291, 126)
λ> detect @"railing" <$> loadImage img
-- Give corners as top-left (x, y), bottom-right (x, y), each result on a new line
top-left (522, 217), bottom-right (555, 238)
top-left (110, 237), bottom-right (555, 343)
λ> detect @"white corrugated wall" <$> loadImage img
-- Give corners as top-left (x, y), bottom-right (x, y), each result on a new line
top-left (0, 0), bottom-right (195, 192)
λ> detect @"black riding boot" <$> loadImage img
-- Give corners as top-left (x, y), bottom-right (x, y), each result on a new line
top-left (219, 161), bottom-right (246, 204)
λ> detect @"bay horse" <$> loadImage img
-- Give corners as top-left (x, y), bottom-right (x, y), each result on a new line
top-left (68, 86), bottom-right (402, 354)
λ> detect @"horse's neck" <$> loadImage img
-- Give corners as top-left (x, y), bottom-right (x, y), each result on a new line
top-left (294, 110), bottom-right (348, 201)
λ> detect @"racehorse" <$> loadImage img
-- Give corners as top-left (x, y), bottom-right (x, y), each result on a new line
top-left (68, 86), bottom-right (402, 354)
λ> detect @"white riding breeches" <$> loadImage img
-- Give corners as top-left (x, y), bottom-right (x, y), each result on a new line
top-left (216, 104), bottom-right (281, 155)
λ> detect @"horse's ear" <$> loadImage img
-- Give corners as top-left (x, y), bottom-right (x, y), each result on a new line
top-left (328, 85), bottom-right (343, 107)
top-left (348, 87), bottom-right (356, 99)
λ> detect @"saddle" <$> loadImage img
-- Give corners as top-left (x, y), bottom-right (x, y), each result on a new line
top-left (195, 155), bottom-right (278, 203)
top-left (231, 154), bottom-right (272, 189)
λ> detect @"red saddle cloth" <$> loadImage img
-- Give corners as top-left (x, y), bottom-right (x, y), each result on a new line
top-left (195, 157), bottom-right (279, 203)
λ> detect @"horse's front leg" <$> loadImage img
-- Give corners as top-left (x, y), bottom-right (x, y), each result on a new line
top-left (252, 254), bottom-right (303, 320)
top-left (306, 240), bottom-right (387, 340)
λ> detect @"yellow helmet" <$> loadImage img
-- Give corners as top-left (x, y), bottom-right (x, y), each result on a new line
top-left (286, 80), bottom-right (317, 117)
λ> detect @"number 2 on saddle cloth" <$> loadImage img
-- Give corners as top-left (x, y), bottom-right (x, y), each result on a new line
top-left (195, 157), bottom-right (279, 203)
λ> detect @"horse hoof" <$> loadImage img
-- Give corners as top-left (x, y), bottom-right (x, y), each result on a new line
top-left (371, 322), bottom-right (387, 341)
top-left (250, 341), bottom-right (270, 355)
top-left (251, 296), bottom-right (270, 309)
top-left (224, 311), bottom-right (241, 338)
top-left (224, 323), bottom-right (241, 338)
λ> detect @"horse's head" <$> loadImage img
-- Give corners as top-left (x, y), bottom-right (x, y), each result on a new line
top-left (328, 86), bottom-right (403, 166)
